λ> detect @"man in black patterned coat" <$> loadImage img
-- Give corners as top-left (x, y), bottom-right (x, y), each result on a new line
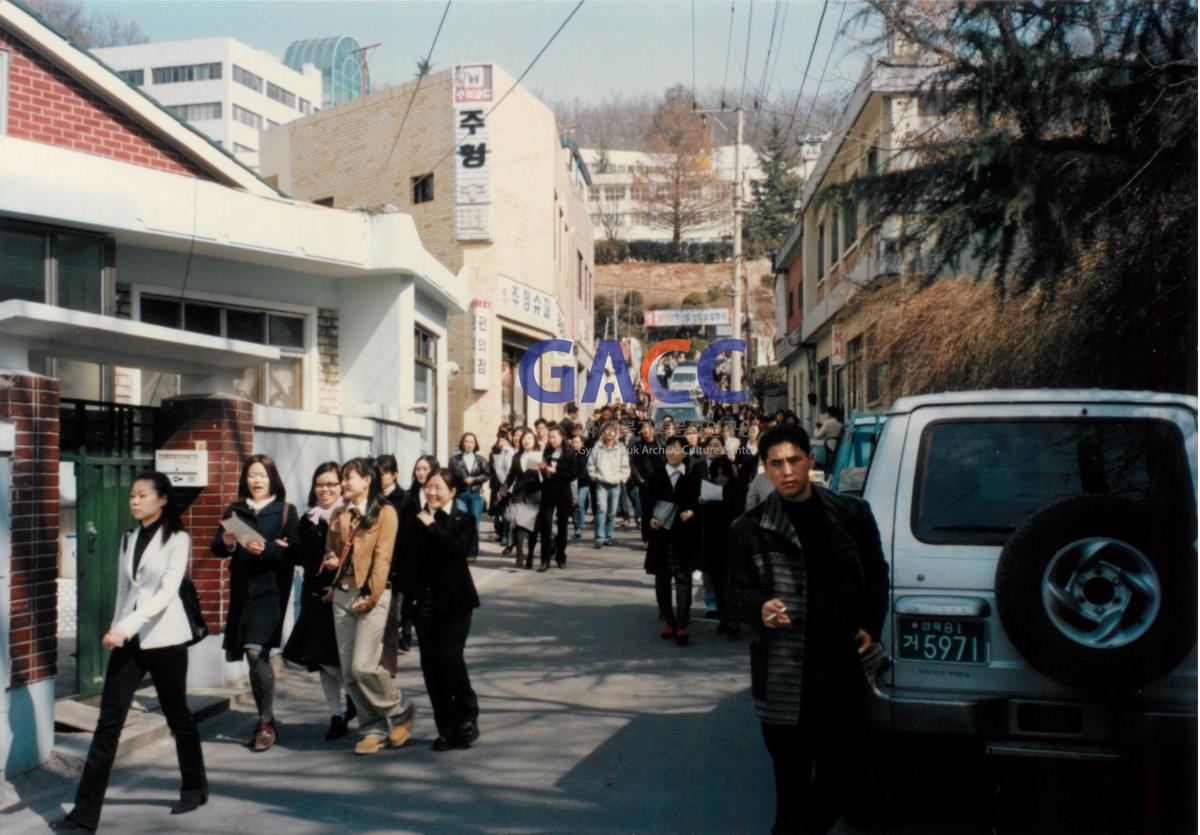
top-left (728, 424), bottom-right (888, 835)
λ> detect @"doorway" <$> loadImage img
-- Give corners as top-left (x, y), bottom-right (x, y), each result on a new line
top-left (58, 400), bottom-right (158, 700)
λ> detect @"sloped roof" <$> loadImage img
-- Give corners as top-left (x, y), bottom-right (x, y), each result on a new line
top-left (1, 0), bottom-right (280, 196)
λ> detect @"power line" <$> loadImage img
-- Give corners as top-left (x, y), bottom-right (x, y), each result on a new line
top-left (410, 0), bottom-right (586, 194)
top-left (720, 0), bottom-right (736, 107)
top-left (798, 0), bottom-right (848, 135)
top-left (763, 0), bottom-right (790, 103)
top-left (691, 0), bottom-right (697, 101)
top-left (737, 0), bottom-right (755, 109)
top-left (380, 0), bottom-right (452, 174)
top-left (751, 0), bottom-right (785, 137)
top-left (782, 0), bottom-right (829, 140)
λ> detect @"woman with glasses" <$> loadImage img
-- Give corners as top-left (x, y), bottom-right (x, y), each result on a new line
top-left (283, 462), bottom-right (356, 740)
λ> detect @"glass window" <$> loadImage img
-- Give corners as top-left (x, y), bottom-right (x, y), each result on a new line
top-left (816, 224), bottom-right (825, 279)
top-left (830, 215), bottom-right (839, 267)
top-left (151, 63), bottom-right (222, 84)
top-left (233, 105), bottom-right (263, 130)
top-left (166, 102), bottom-right (222, 122)
top-left (227, 308), bottom-right (266, 343)
top-left (232, 65), bottom-right (263, 93)
top-left (265, 357), bottom-right (302, 408)
top-left (269, 314), bottom-right (304, 348)
top-left (843, 201), bottom-right (858, 252)
top-left (912, 419), bottom-right (1194, 545)
top-left (0, 227), bottom-right (46, 303)
top-left (415, 327), bottom-right (438, 452)
top-left (56, 358), bottom-right (102, 400)
top-left (266, 82), bottom-right (295, 108)
top-left (183, 302), bottom-right (220, 335)
top-left (116, 68), bottom-right (144, 87)
top-left (55, 234), bottom-right (103, 313)
top-left (412, 174), bottom-right (434, 204)
top-left (141, 296), bottom-right (181, 328)
top-left (299, 98), bottom-right (312, 115)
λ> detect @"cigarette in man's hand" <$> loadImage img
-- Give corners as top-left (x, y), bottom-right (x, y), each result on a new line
top-left (766, 606), bottom-right (787, 622)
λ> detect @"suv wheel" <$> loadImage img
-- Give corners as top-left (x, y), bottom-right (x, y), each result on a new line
top-left (995, 495), bottom-right (1196, 691)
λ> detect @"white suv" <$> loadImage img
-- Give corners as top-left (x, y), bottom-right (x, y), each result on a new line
top-left (862, 390), bottom-right (1196, 757)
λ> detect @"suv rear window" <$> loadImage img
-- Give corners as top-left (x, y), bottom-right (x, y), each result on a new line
top-left (912, 418), bottom-right (1193, 545)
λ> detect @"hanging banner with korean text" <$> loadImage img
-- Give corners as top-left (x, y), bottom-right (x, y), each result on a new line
top-left (643, 308), bottom-right (731, 328)
top-left (471, 299), bottom-right (491, 390)
top-left (831, 323), bottom-right (846, 367)
top-left (453, 64), bottom-right (493, 241)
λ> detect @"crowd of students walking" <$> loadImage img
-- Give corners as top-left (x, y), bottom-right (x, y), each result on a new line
top-left (52, 399), bottom-right (816, 833)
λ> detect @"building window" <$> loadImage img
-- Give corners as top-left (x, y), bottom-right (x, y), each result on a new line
top-left (577, 251), bottom-right (584, 299)
top-left (116, 68), bottom-right (144, 87)
top-left (299, 98), bottom-right (312, 115)
top-left (266, 82), bottom-right (296, 108)
top-left (603, 185), bottom-right (625, 201)
top-left (138, 294), bottom-right (306, 408)
top-left (867, 147), bottom-right (878, 176)
top-left (846, 335), bottom-right (864, 412)
top-left (788, 290), bottom-right (794, 315)
top-left (414, 327), bottom-right (438, 452)
top-left (233, 104), bottom-right (263, 130)
top-left (232, 65), bottom-right (263, 93)
top-left (816, 357), bottom-right (830, 410)
top-left (151, 62), bottom-right (222, 84)
top-left (0, 223), bottom-right (107, 313)
top-left (843, 201), bottom-right (858, 253)
top-left (816, 223), bottom-right (825, 279)
top-left (165, 102), bottom-right (222, 122)
top-left (0, 50), bottom-right (8, 135)
top-left (830, 214), bottom-right (839, 268)
top-left (412, 174), bottom-right (434, 204)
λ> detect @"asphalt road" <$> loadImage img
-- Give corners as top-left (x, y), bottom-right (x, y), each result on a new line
top-left (3, 527), bottom-right (1194, 834)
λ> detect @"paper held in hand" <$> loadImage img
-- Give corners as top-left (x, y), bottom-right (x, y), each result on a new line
top-left (700, 480), bottom-right (724, 502)
top-left (220, 516), bottom-right (266, 548)
top-left (652, 500), bottom-right (679, 530)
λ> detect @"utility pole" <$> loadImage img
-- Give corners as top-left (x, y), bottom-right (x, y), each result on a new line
top-left (612, 286), bottom-right (619, 340)
top-left (693, 103), bottom-right (747, 394)
top-left (731, 106), bottom-right (744, 395)
top-left (350, 43), bottom-right (381, 99)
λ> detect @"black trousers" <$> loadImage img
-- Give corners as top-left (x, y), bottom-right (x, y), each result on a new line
top-left (414, 610), bottom-right (478, 737)
top-left (537, 491), bottom-right (572, 566)
top-left (759, 681), bottom-right (861, 835)
top-left (69, 641), bottom-right (207, 830)
top-left (654, 562), bottom-right (692, 628)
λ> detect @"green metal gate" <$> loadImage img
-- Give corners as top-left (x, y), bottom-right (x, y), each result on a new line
top-left (60, 401), bottom-right (159, 699)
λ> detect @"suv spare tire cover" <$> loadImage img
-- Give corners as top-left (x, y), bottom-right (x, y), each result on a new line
top-left (995, 495), bottom-right (1196, 692)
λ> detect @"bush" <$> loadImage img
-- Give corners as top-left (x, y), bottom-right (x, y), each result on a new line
top-left (594, 239), bottom-right (733, 265)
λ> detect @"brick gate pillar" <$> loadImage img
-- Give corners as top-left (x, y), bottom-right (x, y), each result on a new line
top-left (159, 395), bottom-right (254, 638)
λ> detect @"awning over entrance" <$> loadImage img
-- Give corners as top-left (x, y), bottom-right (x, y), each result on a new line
top-left (0, 300), bottom-right (279, 375)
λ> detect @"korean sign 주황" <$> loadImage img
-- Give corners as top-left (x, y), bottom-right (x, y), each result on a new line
top-left (498, 274), bottom-right (563, 334)
top-left (453, 64), bottom-right (493, 241)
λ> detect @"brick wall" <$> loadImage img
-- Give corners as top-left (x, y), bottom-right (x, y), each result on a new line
top-left (159, 396), bottom-right (253, 631)
top-left (0, 27), bottom-right (210, 179)
top-left (1, 373), bottom-right (61, 689)
top-left (316, 308), bottom-right (341, 415)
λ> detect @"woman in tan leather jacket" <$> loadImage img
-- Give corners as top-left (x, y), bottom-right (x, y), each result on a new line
top-left (322, 457), bottom-right (415, 755)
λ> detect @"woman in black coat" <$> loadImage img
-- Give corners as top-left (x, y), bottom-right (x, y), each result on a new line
top-left (698, 455), bottom-right (745, 639)
top-left (536, 424), bottom-right (578, 572)
top-left (211, 454), bottom-right (300, 752)
top-left (404, 468), bottom-right (481, 752)
top-left (282, 461), bottom-right (356, 740)
top-left (641, 436), bottom-right (702, 646)
top-left (505, 428), bottom-right (544, 569)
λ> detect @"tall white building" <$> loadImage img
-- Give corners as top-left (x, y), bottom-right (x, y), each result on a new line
top-left (580, 140), bottom-right (823, 243)
top-left (93, 37), bottom-right (322, 170)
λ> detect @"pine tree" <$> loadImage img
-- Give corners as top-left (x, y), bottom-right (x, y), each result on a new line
top-left (744, 116), bottom-right (802, 253)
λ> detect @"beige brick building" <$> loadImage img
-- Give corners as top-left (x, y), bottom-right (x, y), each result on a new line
top-left (261, 64), bottom-right (595, 448)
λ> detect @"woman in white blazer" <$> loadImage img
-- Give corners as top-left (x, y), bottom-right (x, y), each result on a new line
top-left (54, 472), bottom-right (208, 833)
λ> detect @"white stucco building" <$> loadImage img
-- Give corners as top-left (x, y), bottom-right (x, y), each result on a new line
top-left (93, 37), bottom-right (323, 169)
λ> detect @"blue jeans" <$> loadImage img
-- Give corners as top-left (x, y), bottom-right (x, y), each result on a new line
top-left (456, 491), bottom-right (484, 556)
top-left (628, 483), bottom-right (642, 523)
top-left (593, 483), bottom-right (620, 542)
top-left (573, 485), bottom-right (591, 533)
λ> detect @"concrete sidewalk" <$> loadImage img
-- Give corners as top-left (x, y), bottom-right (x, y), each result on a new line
top-left (1, 527), bottom-right (775, 834)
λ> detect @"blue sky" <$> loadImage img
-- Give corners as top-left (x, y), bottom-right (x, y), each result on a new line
top-left (80, 0), bottom-right (877, 105)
